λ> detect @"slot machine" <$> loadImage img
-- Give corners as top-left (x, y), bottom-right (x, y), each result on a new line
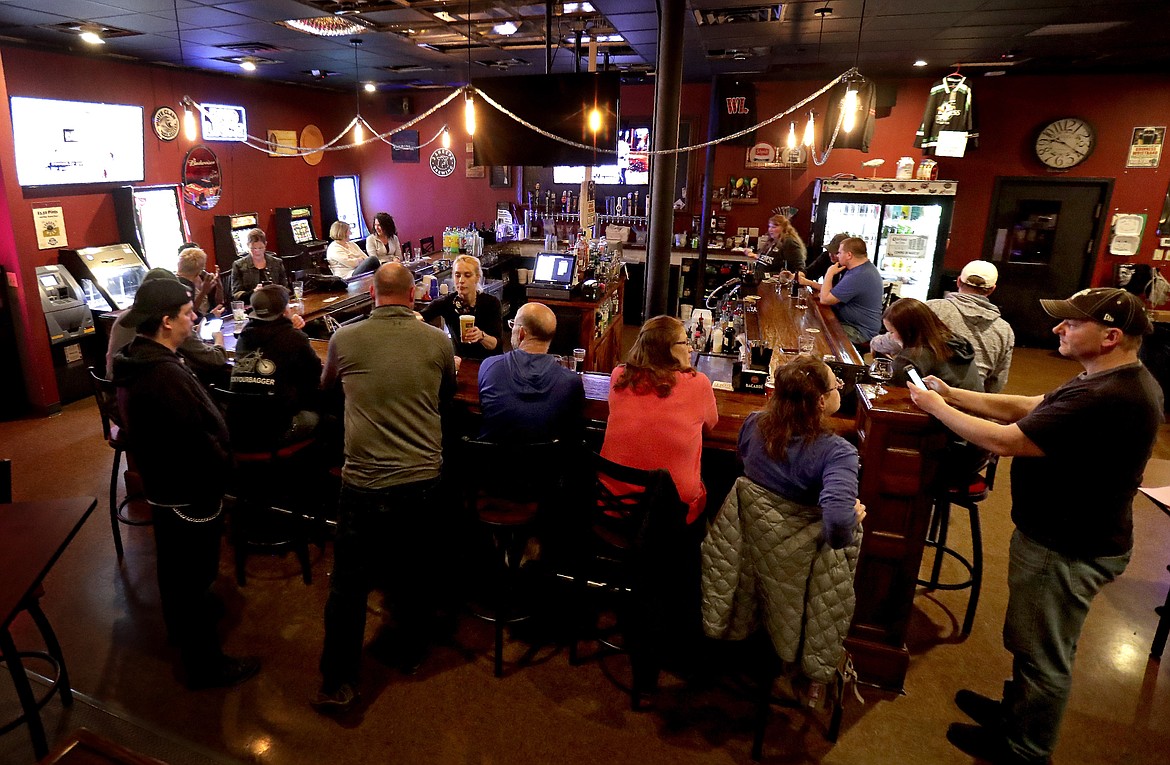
top-left (212, 211), bottom-right (261, 274)
top-left (274, 205), bottom-right (329, 274)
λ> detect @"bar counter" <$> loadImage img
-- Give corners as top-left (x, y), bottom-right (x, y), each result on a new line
top-left (303, 284), bottom-right (942, 691)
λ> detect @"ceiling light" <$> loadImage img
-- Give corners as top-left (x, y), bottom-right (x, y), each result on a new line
top-left (842, 87), bottom-right (858, 133)
top-left (363, 82), bottom-right (376, 92)
top-left (79, 29), bottom-right (105, 45)
top-left (465, 91), bottom-right (476, 136)
top-left (493, 21), bottom-right (518, 36)
top-left (280, 17), bottom-right (367, 37)
top-left (588, 107), bottom-right (602, 133)
top-left (239, 58), bottom-right (257, 71)
top-left (913, 59), bottom-right (927, 67)
top-left (435, 11), bottom-right (457, 23)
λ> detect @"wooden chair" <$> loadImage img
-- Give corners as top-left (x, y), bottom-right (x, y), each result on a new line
top-left (419, 236), bottom-right (436, 254)
top-left (86, 366), bottom-right (151, 559)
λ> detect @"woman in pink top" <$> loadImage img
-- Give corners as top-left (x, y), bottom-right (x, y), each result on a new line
top-left (601, 316), bottom-right (719, 524)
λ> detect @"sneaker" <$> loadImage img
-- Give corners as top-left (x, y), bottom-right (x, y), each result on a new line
top-left (955, 689), bottom-right (1004, 730)
top-left (186, 655), bottom-right (260, 690)
top-left (946, 722), bottom-right (1048, 765)
top-left (310, 683), bottom-right (359, 715)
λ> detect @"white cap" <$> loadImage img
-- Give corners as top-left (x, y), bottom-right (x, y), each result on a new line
top-left (959, 260), bottom-right (998, 289)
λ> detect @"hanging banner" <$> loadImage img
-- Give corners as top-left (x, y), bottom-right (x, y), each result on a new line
top-left (182, 144), bottom-right (222, 210)
top-left (717, 80), bottom-right (757, 147)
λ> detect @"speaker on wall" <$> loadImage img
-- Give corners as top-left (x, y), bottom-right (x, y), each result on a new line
top-left (391, 96), bottom-right (412, 116)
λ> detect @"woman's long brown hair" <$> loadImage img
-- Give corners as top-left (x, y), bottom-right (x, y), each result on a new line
top-left (613, 315), bottom-right (695, 398)
top-left (756, 355), bottom-right (833, 461)
top-left (882, 297), bottom-right (955, 361)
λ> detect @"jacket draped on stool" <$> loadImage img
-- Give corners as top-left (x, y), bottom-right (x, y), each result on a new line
top-left (701, 476), bottom-right (861, 683)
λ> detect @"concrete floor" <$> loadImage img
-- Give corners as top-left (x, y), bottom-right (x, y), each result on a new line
top-left (1, 347), bottom-right (1169, 764)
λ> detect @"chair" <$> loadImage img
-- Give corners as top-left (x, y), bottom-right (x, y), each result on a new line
top-left (567, 451), bottom-right (689, 709)
top-left (419, 236), bottom-right (436, 254)
top-left (0, 459), bottom-right (74, 757)
top-left (459, 437), bottom-right (563, 677)
top-left (211, 386), bottom-right (319, 586)
top-left (86, 366), bottom-right (151, 559)
top-left (917, 455), bottom-right (998, 637)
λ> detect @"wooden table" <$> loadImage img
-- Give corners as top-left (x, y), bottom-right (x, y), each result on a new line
top-left (1, 496), bottom-right (97, 759)
top-left (1138, 459), bottom-right (1170, 659)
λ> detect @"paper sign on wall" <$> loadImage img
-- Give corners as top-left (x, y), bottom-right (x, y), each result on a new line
top-left (33, 206), bottom-right (68, 249)
top-left (1127, 126), bottom-right (1165, 168)
top-left (934, 130), bottom-right (969, 158)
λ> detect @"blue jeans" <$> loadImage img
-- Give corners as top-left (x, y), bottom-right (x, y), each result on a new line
top-left (1002, 529), bottom-right (1130, 761)
top-left (319, 478), bottom-right (440, 690)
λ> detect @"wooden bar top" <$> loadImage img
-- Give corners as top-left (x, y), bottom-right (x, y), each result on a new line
top-left (744, 281), bottom-right (864, 367)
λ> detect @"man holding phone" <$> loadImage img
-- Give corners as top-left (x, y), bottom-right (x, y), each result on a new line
top-left (908, 288), bottom-right (1162, 764)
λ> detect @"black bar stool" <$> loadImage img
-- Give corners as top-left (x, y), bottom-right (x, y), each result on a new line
top-left (918, 457), bottom-right (998, 637)
top-left (87, 367), bottom-right (151, 559)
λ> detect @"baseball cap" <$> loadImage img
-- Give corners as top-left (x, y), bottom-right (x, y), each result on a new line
top-left (250, 284), bottom-right (289, 321)
top-left (1040, 287), bottom-right (1153, 336)
top-left (122, 278), bottom-right (193, 328)
top-left (959, 260), bottom-right (998, 289)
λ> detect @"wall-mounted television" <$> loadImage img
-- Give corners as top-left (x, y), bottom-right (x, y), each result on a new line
top-left (553, 126), bottom-right (650, 186)
top-left (9, 96), bottom-right (145, 187)
top-left (474, 72), bottom-right (620, 167)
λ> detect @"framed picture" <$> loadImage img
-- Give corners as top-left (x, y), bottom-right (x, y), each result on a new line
top-left (490, 165), bottom-right (512, 188)
top-left (392, 130), bottom-right (419, 163)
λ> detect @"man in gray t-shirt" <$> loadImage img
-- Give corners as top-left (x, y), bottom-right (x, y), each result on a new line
top-left (313, 263), bottom-right (456, 715)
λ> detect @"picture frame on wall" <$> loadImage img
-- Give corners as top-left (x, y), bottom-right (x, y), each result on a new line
top-left (490, 165), bottom-right (512, 188)
top-left (392, 130), bottom-right (419, 163)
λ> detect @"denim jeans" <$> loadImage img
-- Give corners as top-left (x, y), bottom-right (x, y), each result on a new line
top-left (1002, 529), bottom-right (1130, 761)
top-left (319, 478), bottom-right (440, 690)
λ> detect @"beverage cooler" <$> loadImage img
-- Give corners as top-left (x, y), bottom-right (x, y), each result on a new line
top-left (809, 178), bottom-right (957, 302)
top-left (113, 184), bottom-right (191, 275)
top-left (318, 175), bottom-right (369, 241)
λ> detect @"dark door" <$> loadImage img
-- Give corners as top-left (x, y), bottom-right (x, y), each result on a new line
top-left (982, 178), bottom-right (1112, 347)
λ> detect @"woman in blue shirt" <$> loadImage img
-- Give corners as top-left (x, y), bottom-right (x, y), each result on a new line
top-left (737, 356), bottom-right (864, 548)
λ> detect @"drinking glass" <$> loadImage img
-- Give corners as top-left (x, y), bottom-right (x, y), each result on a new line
top-left (869, 358), bottom-right (894, 396)
top-left (572, 348), bottom-right (587, 373)
top-left (798, 331), bottom-right (816, 355)
top-left (292, 280), bottom-right (304, 301)
top-left (231, 300), bottom-right (246, 321)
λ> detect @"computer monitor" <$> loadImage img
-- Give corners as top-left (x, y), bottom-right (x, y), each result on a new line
top-left (533, 252), bottom-right (576, 286)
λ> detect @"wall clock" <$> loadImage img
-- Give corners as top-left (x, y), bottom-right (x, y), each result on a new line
top-left (1034, 118), bottom-right (1095, 170)
top-left (151, 106), bottom-right (180, 142)
top-left (430, 148), bottom-right (456, 177)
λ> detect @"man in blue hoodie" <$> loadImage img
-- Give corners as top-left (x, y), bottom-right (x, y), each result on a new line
top-left (477, 302), bottom-right (584, 444)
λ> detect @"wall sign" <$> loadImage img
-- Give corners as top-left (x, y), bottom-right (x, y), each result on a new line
top-left (1127, 126), bottom-right (1165, 168)
top-left (200, 103), bottom-right (247, 142)
top-left (151, 106), bottom-right (180, 142)
top-left (182, 145), bottom-right (222, 210)
top-left (430, 148), bottom-right (456, 177)
top-left (33, 205), bottom-right (68, 249)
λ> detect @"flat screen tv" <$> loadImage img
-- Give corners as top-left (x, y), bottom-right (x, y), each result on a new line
top-left (553, 125), bottom-right (649, 186)
top-left (9, 96), bottom-right (145, 187)
top-left (474, 72), bottom-right (619, 167)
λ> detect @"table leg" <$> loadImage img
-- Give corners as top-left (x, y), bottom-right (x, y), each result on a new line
top-left (1152, 564), bottom-right (1170, 660)
top-left (0, 627), bottom-right (49, 759)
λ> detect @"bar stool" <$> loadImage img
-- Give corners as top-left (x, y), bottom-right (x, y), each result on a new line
top-left (212, 387), bottom-right (319, 585)
top-left (87, 366), bottom-right (151, 559)
top-left (918, 456), bottom-right (998, 637)
top-left (460, 437), bottom-right (562, 678)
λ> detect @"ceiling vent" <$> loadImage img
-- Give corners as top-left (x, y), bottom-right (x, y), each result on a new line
top-left (217, 42), bottom-right (288, 55)
top-left (381, 63), bottom-right (451, 74)
top-left (215, 55), bottom-right (281, 66)
top-left (305, 68), bottom-right (341, 79)
top-left (475, 58), bottom-right (531, 70)
top-left (707, 47), bottom-right (769, 61)
top-left (44, 21), bottom-right (141, 39)
top-left (693, 5), bottom-right (785, 27)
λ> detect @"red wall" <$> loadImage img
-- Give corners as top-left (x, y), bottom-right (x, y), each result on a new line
top-left (2, 43), bottom-right (1168, 412)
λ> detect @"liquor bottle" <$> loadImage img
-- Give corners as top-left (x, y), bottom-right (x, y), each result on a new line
top-left (710, 324), bottom-right (724, 355)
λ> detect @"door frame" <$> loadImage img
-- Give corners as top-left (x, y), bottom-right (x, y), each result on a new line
top-left (981, 176), bottom-right (1114, 291)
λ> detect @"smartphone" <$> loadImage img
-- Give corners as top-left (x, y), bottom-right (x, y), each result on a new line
top-left (200, 317), bottom-right (223, 342)
top-left (906, 366), bottom-right (927, 390)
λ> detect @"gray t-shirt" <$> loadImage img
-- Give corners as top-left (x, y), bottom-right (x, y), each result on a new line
top-left (322, 304), bottom-right (456, 489)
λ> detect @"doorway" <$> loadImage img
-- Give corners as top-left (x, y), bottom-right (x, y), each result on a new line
top-left (981, 177), bottom-right (1113, 347)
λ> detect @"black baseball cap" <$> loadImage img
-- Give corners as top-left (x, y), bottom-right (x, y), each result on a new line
top-left (1039, 288), bottom-right (1152, 336)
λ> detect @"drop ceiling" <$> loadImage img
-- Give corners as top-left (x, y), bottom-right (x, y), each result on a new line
top-left (0, 0), bottom-right (1166, 93)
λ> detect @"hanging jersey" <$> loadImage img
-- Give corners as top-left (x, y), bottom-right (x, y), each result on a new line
top-left (822, 80), bottom-right (877, 152)
top-left (915, 75), bottom-right (978, 154)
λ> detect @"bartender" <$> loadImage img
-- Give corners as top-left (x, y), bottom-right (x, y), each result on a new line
top-left (231, 228), bottom-right (290, 300)
top-left (746, 214), bottom-right (807, 280)
top-left (420, 254), bottom-right (501, 360)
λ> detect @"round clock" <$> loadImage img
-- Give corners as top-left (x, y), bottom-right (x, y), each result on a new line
top-left (429, 148), bottom-right (456, 177)
top-left (152, 106), bottom-right (180, 142)
top-left (1034, 118), bottom-right (1095, 170)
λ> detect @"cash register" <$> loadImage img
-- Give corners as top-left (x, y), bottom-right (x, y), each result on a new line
top-left (525, 252), bottom-right (577, 301)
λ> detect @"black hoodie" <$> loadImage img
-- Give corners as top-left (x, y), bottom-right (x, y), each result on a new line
top-left (112, 336), bottom-right (230, 506)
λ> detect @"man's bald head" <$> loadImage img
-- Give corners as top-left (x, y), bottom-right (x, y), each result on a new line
top-left (516, 302), bottom-right (556, 342)
top-left (373, 262), bottom-right (415, 306)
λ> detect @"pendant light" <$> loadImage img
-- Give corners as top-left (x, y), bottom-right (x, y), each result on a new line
top-left (786, 121), bottom-right (797, 150)
top-left (463, 0), bottom-right (476, 137)
top-left (174, 1), bottom-right (197, 141)
top-left (842, 0), bottom-right (868, 134)
top-left (803, 111), bottom-right (815, 147)
top-left (351, 38), bottom-right (364, 143)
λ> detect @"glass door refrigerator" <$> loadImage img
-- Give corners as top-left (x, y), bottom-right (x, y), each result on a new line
top-left (809, 178), bottom-right (958, 302)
